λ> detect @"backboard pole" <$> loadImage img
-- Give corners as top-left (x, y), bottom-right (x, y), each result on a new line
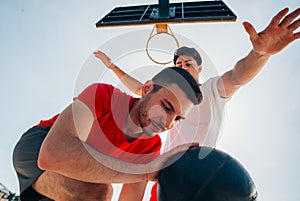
top-left (155, 0), bottom-right (171, 33)
top-left (159, 0), bottom-right (170, 18)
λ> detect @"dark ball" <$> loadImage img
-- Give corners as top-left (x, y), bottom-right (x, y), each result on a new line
top-left (158, 146), bottom-right (257, 201)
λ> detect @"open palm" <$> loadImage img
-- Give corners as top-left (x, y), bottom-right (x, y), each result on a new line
top-left (243, 8), bottom-right (300, 56)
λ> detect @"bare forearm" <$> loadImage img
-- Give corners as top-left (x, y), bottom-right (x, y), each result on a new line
top-left (110, 64), bottom-right (143, 96)
top-left (39, 131), bottom-right (193, 184)
top-left (94, 50), bottom-right (143, 96)
top-left (231, 49), bottom-right (270, 85)
top-left (220, 49), bottom-right (270, 97)
top-left (38, 103), bottom-right (147, 184)
top-left (70, 140), bottom-right (147, 183)
top-left (118, 182), bottom-right (147, 201)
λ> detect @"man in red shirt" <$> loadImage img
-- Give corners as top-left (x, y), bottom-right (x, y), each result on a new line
top-left (13, 67), bottom-right (202, 201)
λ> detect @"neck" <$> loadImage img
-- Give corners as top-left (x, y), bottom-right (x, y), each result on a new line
top-left (124, 100), bottom-right (143, 142)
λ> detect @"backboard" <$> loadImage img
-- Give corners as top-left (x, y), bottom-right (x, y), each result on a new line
top-left (96, 0), bottom-right (237, 28)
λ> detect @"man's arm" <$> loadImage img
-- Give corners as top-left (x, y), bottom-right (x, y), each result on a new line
top-left (38, 100), bottom-right (146, 183)
top-left (218, 8), bottom-right (300, 98)
top-left (38, 100), bottom-right (195, 183)
top-left (118, 182), bottom-right (147, 201)
top-left (94, 50), bottom-right (143, 96)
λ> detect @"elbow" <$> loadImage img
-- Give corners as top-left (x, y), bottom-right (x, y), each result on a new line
top-left (37, 153), bottom-right (51, 171)
top-left (135, 88), bottom-right (143, 97)
top-left (37, 158), bottom-right (48, 171)
top-left (37, 141), bottom-right (59, 171)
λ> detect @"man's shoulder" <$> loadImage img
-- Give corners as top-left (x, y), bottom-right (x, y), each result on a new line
top-left (200, 76), bottom-right (220, 91)
top-left (93, 83), bottom-right (139, 108)
top-left (78, 83), bottom-right (126, 105)
top-left (91, 83), bottom-right (124, 98)
top-left (202, 76), bottom-right (220, 86)
top-left (92, 82), bottom-right (115, 91)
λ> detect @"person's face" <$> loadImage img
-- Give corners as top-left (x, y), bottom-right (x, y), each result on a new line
top-left (138, 82), bottom-right (193, 137)
top-left (175, 55), bottom-right (202, 81)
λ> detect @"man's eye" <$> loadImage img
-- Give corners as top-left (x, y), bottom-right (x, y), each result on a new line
top-left (162, 103), bottom-right (172, 113)
top-left (175, 116), bottom-right (182, 121)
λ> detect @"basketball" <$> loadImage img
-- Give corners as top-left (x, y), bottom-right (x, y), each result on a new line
top-left (157, 146), bottom-right (257, 201)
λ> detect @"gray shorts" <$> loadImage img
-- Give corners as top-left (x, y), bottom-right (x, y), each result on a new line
top-left (13, 126), bottom-right (50, 194)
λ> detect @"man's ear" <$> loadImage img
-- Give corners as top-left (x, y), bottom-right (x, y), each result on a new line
top-left (197, 65), bottom-right (203, 73)
top-left (142, 80), bottom-right (154, 98)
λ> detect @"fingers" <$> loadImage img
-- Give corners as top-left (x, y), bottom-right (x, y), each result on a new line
top-left (93, 50), bottom-right (113, 68)
top-left (93, 50), bottom-right (105, 57)
top-left (93, 50), bottom-right (109, 60)
top-left (280, 7), bottom-right (300, 28)
top-left (288, 18), bottom-right (300, 31)
top-left (242, 21), bottom-right (258, 42)
top-left (167, 142), bottom-right (199, 156)
top-left (269, 7), bottom-right (289, 27)
top-left (93, 51), bottom-right (101, 58)
top-left (190, 142), bottom-right (199, 147)
top-left (93, 50), bottom-right (102, 55)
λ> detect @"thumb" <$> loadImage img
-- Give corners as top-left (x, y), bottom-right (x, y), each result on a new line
top-left (243, 21), bottom-right (258, 42)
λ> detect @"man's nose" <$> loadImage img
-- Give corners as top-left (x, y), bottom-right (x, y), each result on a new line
top-left (181, 64), bottom-right (188, 70)
top-left (162, 115), bottom-right (176, 131)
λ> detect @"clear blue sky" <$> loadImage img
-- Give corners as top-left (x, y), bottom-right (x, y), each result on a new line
top-left (1, 0), bottom-right (299, 200)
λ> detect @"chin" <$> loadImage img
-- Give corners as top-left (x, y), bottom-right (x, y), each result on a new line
top-left (142, 129), bottom-right (157, 138)
top-left (149, 132), bottom-right (158, 137)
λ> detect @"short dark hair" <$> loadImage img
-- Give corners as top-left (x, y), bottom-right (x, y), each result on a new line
top-left (151, 67), bottom-right (202, 105)
top-left (173, 46), bottom-right (202, 66)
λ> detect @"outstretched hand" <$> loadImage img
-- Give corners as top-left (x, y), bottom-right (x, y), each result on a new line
top-left (243, 7), bottom-right (300, 56)
top-left (93, 50), bottom-right (114, 69)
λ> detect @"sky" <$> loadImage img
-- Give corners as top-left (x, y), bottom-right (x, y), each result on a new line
top-left (0, 0), bottom-right (299, 200)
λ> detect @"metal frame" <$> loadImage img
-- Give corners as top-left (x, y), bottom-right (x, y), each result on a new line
top-left (96, 0), bottom-right (237, 28)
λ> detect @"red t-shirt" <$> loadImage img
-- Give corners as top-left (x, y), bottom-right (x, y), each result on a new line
top-left (150, 182), bottom-right (158, 201)
top-left (37, 83), bottom-right (161, 164)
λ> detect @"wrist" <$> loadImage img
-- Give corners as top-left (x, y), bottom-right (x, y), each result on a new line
top-left (108, 62), bottom-right (117, 70)
top-left (251, 49), bottom-right (271, 57)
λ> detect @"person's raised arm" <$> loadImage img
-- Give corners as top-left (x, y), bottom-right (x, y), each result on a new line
top-left (218, 7), bottom-right (300, 98)
top-left (94, 50), bottom-right (143, 96)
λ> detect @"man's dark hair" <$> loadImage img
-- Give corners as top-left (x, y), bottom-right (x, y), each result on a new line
top-left (173, 46), bottom-right (202, 66)
top-left (151, 67), bottom-right (202, 105)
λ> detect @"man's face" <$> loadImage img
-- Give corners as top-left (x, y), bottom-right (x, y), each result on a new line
top-left (175, 55), bottom-right (201, 81)
top-left (138, 83), bottom-right (193, 137)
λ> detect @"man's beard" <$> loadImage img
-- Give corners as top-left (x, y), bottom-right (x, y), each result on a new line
top-left (137, 97), bottom-right (154, 137)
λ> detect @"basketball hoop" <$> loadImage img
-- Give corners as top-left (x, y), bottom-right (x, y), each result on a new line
top-left (146, 24), bottom-right (180, 65)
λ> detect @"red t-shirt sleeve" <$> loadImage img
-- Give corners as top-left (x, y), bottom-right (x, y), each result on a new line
top-left (76, 83), bottom-right (113, 119)
top-left (36, 114), bottom-right (60, 127)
